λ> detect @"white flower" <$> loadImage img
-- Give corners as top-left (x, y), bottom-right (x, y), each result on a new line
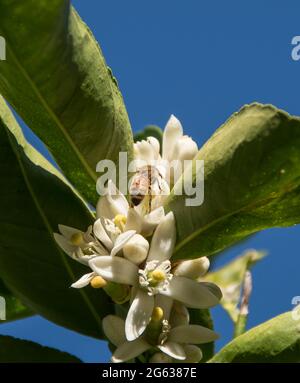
top-left (89, 212), bottom-right (221, 341)
top-left (134, 115), bottom-right (198, 187)
top-left (54, 218), bottom-right (136, 289)
top-left (103, 298), bottom-right (219, 363)
top-left (97, 180), bottom-right (165, 237)
top-left (53, 224), bottom-right (105, 265)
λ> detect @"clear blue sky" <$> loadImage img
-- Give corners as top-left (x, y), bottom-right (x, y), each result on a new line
top-left (1, 0), bottom-right (300, 362)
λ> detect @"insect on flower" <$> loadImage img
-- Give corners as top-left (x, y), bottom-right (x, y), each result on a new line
top-left (129, 165), bottom-right (164, 213)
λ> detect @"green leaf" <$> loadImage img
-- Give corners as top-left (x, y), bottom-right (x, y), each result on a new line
top-left (0, 335), bottom-right (81, 362)
top-left (205, 250), bottom-right (266, 322)
top-left (167, 103), bottom-right (300, 259)
top-left (0, 96), bottom-right (113, 338)
top-left (0, 0), bottom-right (133, 205)
top-left (209, 312), bottom-right (300, 363)
top-left (0, 278), bottom-right (33, 323)
top-left (189, 309), bottom-right (215, 363)
top-left (134, 125), bottom-right (163, 147)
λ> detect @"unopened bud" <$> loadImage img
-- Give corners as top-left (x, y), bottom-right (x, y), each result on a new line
top-left (123, 234), bottom-right (149, 265)
top-left (173, 257), bottom-right (210, 279)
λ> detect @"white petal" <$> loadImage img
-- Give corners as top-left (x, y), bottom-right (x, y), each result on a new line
top-left (147, 212), bottom-right (176, 262)
top-left (141, 206), bottom-right (165, 237)
top-left (111, 230), bottom-right (136, 257)
top-left (170, 302), bottom-right (190, 327)
top-left (112, 339), bottom-right (151, 363)
top-left (134, 139), bottom-right (157, 162)
top-left (174, 257), bottom-right (210, 279)
top-left (96, 180), bottom-right (129, 220)
top-left (161, 276), bottom-right (220, 308)
top-left (158, 341), bottom-right (186, 360)
top-left (200, 282), bottom-right (223, 300)
top-left (147, 136), bottom-right (160, 158)
top-left (53, 233), bottom-right (75, 257)
top-left (162, 115), bottom-right (183, 162)
top-left (169, 324), bottom-right (219, 344)
top-left (174, 136), bottom-right (198, 162)
top-left (89, 256), bottom-right (138, 285)
top-left (149, 352), bottom-right (173, 363)
top-left (93, 219), bottom-right (113, 251)
top-left (125, 208), bottom-right (142, 233)
top-left (125, 289), bottom-right (154, 341)
top-left (58, 224), bottom-right (82, 240)
top-left (71, 272), bottom-right (95, 288)
top-left (102, 315), bottom-right (126, 347)
top-left (182, 345), bottom-right (203, 363)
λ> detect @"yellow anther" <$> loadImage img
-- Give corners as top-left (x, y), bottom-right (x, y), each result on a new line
top-left (70, 232), bottom-right (84, 246)
top-left (90, 276), bottom-right (107, 289)
top-left (151, 269), bottom-right (166, 283)
top-left (113, 214), bottom-right (127, 231)
top-left (151, 306), bottom-right (164, 322)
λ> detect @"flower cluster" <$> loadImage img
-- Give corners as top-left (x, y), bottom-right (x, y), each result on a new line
top-left (54, 115), bottom-right (222, 363)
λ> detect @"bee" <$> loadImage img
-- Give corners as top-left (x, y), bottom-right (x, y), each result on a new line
top-left (129, 165), bottom-right (163, 213)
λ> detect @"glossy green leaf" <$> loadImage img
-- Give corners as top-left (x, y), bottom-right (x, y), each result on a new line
top-left (205, 250), bottom-right (266, 322)
top-left (167, 104), bottom-right (300, 259)
top-left (0, 335), bottom-right (81, 362)
top-left (0, 96), bottom-right (113, 338)
top-left (0, 0), bottom-right (133, 205)
top-left (209, 312), bottom-right (300, 363)
top-left (0, 278), bottom-right (33, 323)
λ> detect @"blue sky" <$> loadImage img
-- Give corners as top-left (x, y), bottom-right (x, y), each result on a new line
top-left (1, 0), bottom-right (300, 362)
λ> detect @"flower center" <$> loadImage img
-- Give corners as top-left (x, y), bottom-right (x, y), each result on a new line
top-left (145, 306), bottom-right (170, 346)
top-left (139, 260), bottom-right (172, 295)
top-left (70, 232), bottom-right (84, 246)
top-left (148, 269), bottom-right (166, 285)
top-left (113, 214), bottom-right (127, 232)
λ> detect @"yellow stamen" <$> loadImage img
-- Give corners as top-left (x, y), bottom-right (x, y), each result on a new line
top-left (90, 276), bottom-right (107, 289)
top-left (151, 269), bottom-right (166, 283)
top-left (70, 232), bottom-right (84, 246)
top-left (151, 306), bottom-right (164, 322)
top-left (113, 214), bottom-right (127, 231)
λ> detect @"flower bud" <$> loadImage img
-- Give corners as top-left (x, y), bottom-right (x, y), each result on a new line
top-left (174, 135), bottom-right (198, 162)
top-left (123, 234), bottom-right (149, 265)
top-left (173, 257), bottom-right (210, 279)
